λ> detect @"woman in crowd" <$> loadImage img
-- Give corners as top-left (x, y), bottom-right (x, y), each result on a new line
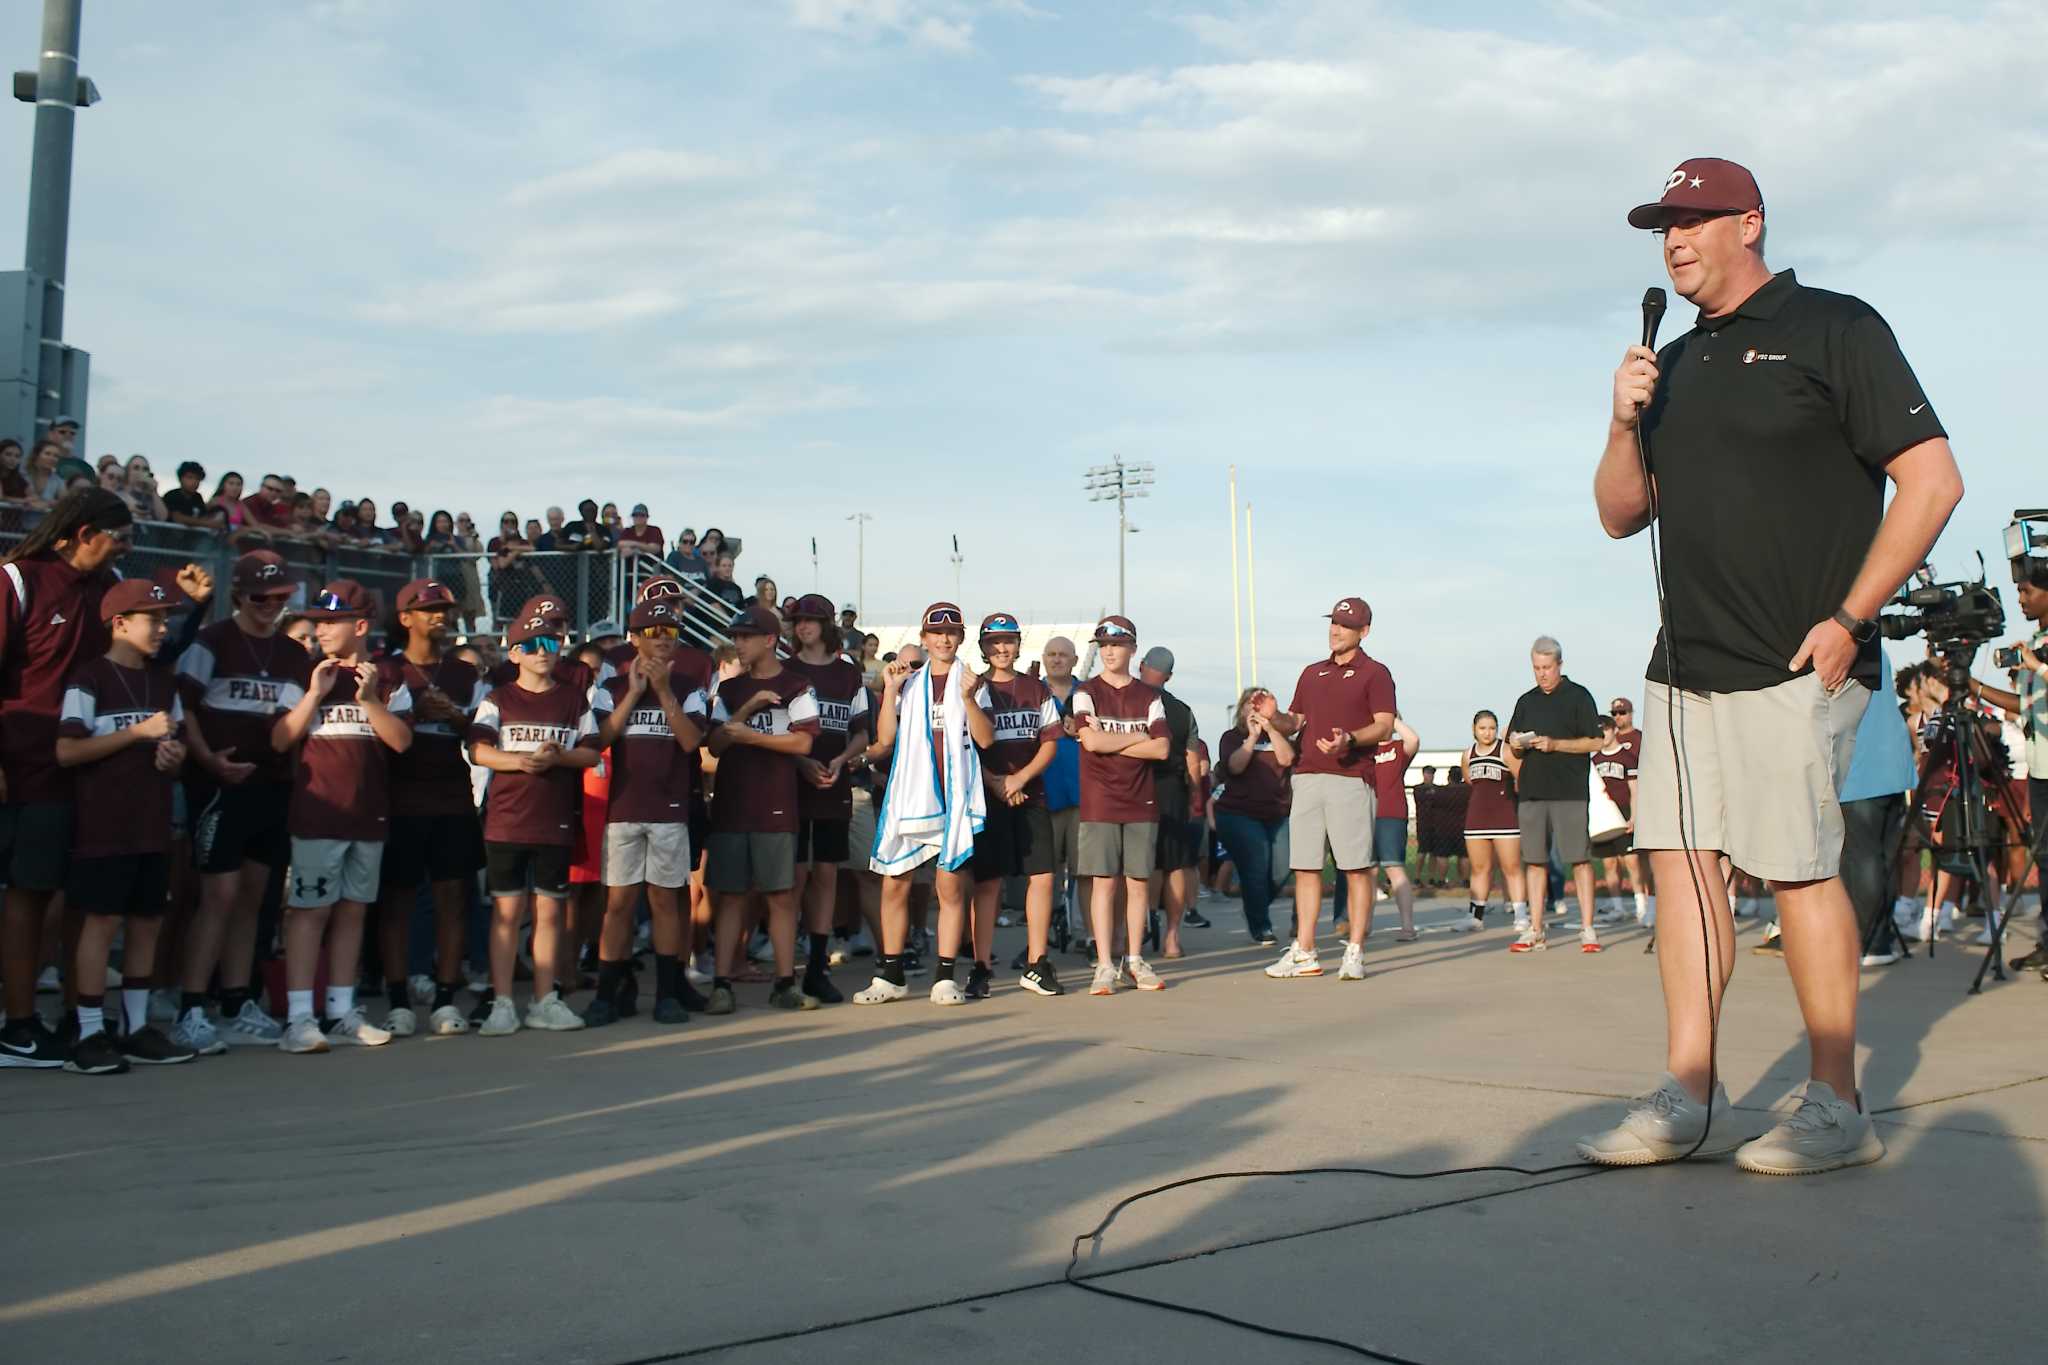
top-left (122, 460), bottom-right (168, 522)
top-left (697, 527), bottom-right (726, 564)
top-left (26, 440), bottom-right (66, 505)
top-left (1460, 709), bottom-right (1527, 933)
top-left (487, 510), bottom-right (541, 623)
top-left (667, 528), bottom-right (704, 579)
top-left (754, 576), bottom-right (780, 612)
top-left (1211, 686), bottom-right (1295, 946)
top-left (0, 438), bottom-right (27, 500)
top-left (209, 471), bottom-right (248, 534)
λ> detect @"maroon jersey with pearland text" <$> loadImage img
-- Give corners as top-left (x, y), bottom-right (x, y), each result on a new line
top-left (469, 681), bottom-right (600, 845)
top-left (59, 659), bottom-right (184, 858)
top-left (1071, 675), bottom-right (1168, 823)
top-left (788, 655), bottom-right (869, 820)
top-left (591, 665), bottom-right (709, 824)
top-left (177, 619), bottom-right (313, 786)
top-left (1, 551), bottom-right (116, 802)
top-left (974, 673), bottom-right (1060, 805)
top-left (709, 670), bottom-right (821, 834)
top-left (1287, 651), bottom-right (1397, 780)
top-left (386, 655), bottom-right (487, 817)
top-left (289, 658), bottom-right (414, 841)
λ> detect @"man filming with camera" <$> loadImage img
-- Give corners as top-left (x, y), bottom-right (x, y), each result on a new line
top-left (1584, 158), bottom-right (1964, 1175)
top-left (1964, 555), bottom-right (2048, 971)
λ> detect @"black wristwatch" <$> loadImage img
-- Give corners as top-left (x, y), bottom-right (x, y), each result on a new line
top-left (1832, 608), bottom-right (1878, 644)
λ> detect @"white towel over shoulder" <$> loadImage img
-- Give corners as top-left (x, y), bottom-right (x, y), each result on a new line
top-left (870, 663), bottom-right (986, 874)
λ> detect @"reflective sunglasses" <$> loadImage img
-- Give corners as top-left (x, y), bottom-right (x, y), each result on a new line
top-left (924, 607), bottom-right (964, 628)
top-left (1096, 621), bottom-right (1134, 639)
top-left (313, 590), bottom-right (357, 613)
top-left (641, 579), bottom-right (683, 599)
top-left (982, 615), bottom-right (1020, 634)
top-left (522, 635), bottom-right (563, 654)
top-left (634, 625), bottom-right (680, 640)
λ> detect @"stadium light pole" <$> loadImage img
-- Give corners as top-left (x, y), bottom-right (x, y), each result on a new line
top-left (1084, 456), bottom-right (1154, 618)
top-left (1228, 464), bottom-right (1243, 695)
top-left (846, 512), bottom-right (873, 618)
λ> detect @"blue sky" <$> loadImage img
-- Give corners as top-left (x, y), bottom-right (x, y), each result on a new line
top-left (7, 0), bottom-right (2043, 741)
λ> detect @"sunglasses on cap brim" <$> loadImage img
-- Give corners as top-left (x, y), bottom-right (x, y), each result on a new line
top-left (312, 591), bottom-right (361, 614)
top-left (924, 608), bottom-right (965, 629)
top-left (981, 617), bottom-right (1021, 636)
top-left (1095, 624), bottom-right (1134, 640)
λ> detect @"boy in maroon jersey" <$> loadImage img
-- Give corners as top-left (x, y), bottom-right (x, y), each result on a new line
top-left (484, 594), bottom-right (599, 693)
top-left (467, 611), bottom-right (605, 1035)
top-left (587, 598), bottom-right (708, 1025)
top-left (269, 580), bottom-right (415, 1054)
top-left (171, 549), bottom-right (313, 1053)
top-left (969, 611), bottom-right (1063, 998)
top-left (53, 579), bottom-right (199, 1073)
top-left (703, 605), bottom-right (822, 1014)
top-left (785, 593), bottom-right (870, 1005)
top-left (1071, 615), bottom-right (1172, 996)
top-left (377, 578), bottom-right (490, 1036)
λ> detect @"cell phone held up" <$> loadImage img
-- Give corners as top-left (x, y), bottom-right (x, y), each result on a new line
top-left (1992, 645), bottom-right (2023, 671)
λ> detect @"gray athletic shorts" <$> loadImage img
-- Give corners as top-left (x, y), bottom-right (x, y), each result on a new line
top-left (1519, 799), bottom-right (1590, 867)
top-left (1288, 771), bottom-right (1376, 872)
top-left (704, 830), bottom-right (797, 894)
top-left (1634, 674), bottom-right (1866, 882)
top-left (1077, 820), bottom-right (1156, 879)
top-left (287, 837), bottom-right (384, 908)
top-left (1048, 805), bottom-right (1080, 871)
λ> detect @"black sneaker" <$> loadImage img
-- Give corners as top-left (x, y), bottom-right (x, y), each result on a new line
top-left (120, 1025), bottom-right (198, 1065)
top-left (965, 963), bottom-right (993, 1000)
top-left (1184, 910), bottom-right (1213, 929)
top-left (63, 1030), bottom-right (128, 1075)
top-left (1020, 958), bottom-right (1064, 997)
top-left (651, 997), bottom-right (689, 1025)
top-left (902, 949), bottom-right (927, 977)
top-left (0, 1017), bottom-right (65, 1069)
top-left (615, 974), bottom-right (640, 1020)
top-left (1256, 930), bottom-right (1278, 947)
top-left (2009, 942), bottom-right (2048, 972)
top-left (583, 996), bottom-right (620, 1028)
top-left (467, 990), bottom-right (497, 1027)
top-left (802, 973), bottom-right (845, 1006)
top-left (767, 983), bottom-right (820, 1012)
top-left (679, 981), bottom-right (710, 1012)
top-left (1009, 948), bottom-right (1029, 972)
top-left (704, 985), bottom-right (736, 1016)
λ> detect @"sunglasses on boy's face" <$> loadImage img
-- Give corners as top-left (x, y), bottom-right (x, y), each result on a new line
top-left (521, 636), bottom-right (563, 655)
top-left (634, 625), bottom-right (679, 641)
top-left (249, 589), bottom-right (292, 605)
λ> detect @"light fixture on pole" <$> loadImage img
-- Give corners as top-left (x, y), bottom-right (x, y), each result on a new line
top-left (1083, 456), bottom-right (1154, 618)
top-left (950, 533), bottom-right (963, 599)
top-left (810, 536), bottom-right (819, 590)
top-left (845, 512), bottom-right (873, 619)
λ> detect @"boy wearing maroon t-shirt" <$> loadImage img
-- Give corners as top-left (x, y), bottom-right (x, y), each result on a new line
top-left (1071, 615), bottom-right (1172, 997)
top-left (786, 594), bottom-right (870, 1004)
top-left (484, 593), bottom-right (599, 694)
top-left (172, 550), bottom-right (313, 1053)
top-left (377, 578), bottom-right (489, 1037)
top-left (467, 611), bottom-right (604, 1036)
top-left (704, 606), bottom-right (822, 1015)
top-left (270, 580), bottom-right (415, 1054)
top-left (54, 580), bottom-right (199, 1074)
top-left (970, 612), bottom-right (1062, 998)
top-left (1268, 596), bottom-right (1395, 982)
top-left (587, 598), bottom-right (708, 1026)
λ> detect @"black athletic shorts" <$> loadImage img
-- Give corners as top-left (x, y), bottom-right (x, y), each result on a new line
top-left (382, 809), bottom-right (487, 889)
top-left (1154, 814), bottom-right (1203, 873)
top-left (485, 842), bottom-right (572, 898)
top-left (1590, 832), bottom-right (1635, 859)
top-left (65, 851), bottom-right (169, 918)
top-left (188, 780), bottom-right (291, 875)
top-left (972, 802), bottom-right (1055, 882)
top-left (0, 800), bottom-right (73, 892)
top-left (796, 817), bottom-right (851, 866)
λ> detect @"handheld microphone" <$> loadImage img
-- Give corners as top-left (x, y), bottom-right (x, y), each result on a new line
top-left (1641, 286), bottom-right (1667, 351)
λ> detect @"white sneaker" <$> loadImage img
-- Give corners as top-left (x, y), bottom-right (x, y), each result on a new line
top-left (1860, 948), bottom-right (1903, 967)
top-left (1337, 943), bottom-right (1366, 981)
top-left (1263, 945), bottom-right (1323, 978)
top-left (1513, 912), bottom-right (1531, 934)
top-left (1123, 955), bottom-right (1164, 991)
top-left (930, 979), bottom-right (966, 1006)
top-left (407, 974), bottom-right (436, 1008)
top-left (170, 1006), bottom-right (227, 1057)
top-left (1971, 920), bottom-right (2006, 947)
top-left (524, 991), bottom-right (586, 1031)
top-left (478, 997), bottom-right (521, 1036)
top-left (327, 1007), bottom-right (392, 1047)
top-left (221, 998), bottom-right (284, 1046)
top-left (383, 1006), bottom-right (418, 1038)
top-left (1734, 1081), bottom-right (1884, 1175)
top-left (1577, 1074), bottom-right (1738, 1164)
top-left (147, 988), bottom-right (178, 1024)
top-left (279, 1014), bottom-right (330, 1054)
top-left (1639, 896), bottom-right (1656, 929)
top-left (429, 1003), bottom-right (469, 1035)
top-left (686, 953), bottom-right (715, 988)
top-left (1443, 911), bottom-right (1479, 934)
top-left (995, 913), bottom-right (1015, 928)
top-left (1089, 963), bottom-right (1118, 996)
top-left (853, 976), bottom-right (909, 1005)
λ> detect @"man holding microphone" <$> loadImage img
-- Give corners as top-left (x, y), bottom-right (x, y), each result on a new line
top-left (1581, 157), bottom-right (1963, 1174)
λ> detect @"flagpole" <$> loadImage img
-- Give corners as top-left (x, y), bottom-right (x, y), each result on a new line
top-left (1229, 464), bottom-right (1243, 696)
top-left (1245, 501), bottom-right (1259, 687)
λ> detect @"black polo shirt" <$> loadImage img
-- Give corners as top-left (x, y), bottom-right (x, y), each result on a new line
top-left (1507, 679), bottom-right (1600, 801)
top-left (1152, 688), bottom-right (1196, 822)
top-left (1640, 270), bottom-right (1945, 694)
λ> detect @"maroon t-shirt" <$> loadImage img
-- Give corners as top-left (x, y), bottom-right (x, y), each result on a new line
top-left (1287, 651), bottom-right (1397, 780)
top-left (591, 665), bottom-right (708, 824)
top-left (387, 655), bottom-right (487, 817)
top-left (617, 525), bottom-right (664, 549)
top-left (486, 655), bottom-right (594, 694)
top-left (975, 673), bottom-right (1061, 806)
top-left (788, 655), bottom-right (869, 820)
top-left (177, 619), bottom-right (314, 786)
top-left (1071, 675), bottom-right (1168, 824)
top-left (59, 658), bottom-right (183, 858)
top-left (708, 670), bottom-right (821, 834)
top-left (1593, 732), bottom-right (1641, 819)
top-left (1371, 740), bottom-right (1410, 821)
top-left (2, 551), bottom-right (116, 802)
top-left (468, 681), bottom-right (600, 845)
top-left (1215, 727), bottom-right (1290, 820)
top-left (289, 658), bottom-right (414, 841)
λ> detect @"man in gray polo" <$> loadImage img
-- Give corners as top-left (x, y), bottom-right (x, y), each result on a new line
top-left (1506, 636), bottom-right (1604, 953)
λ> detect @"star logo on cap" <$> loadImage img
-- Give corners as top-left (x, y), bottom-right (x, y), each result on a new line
top-left (1690, 175), bottom-right (1704, 188)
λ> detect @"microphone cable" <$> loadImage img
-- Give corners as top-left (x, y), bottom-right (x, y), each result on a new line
top-left (1060, 287), bottom-right (1731, 1361)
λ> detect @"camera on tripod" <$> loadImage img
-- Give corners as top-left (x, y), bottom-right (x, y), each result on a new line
top-left (1878, 563), bottom-right (2004, 653)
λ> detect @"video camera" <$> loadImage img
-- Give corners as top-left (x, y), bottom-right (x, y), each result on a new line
top-left (1878, 561), bottom-right (2004, 650)
top-left (2005, 508), bottom-right (2048, 584)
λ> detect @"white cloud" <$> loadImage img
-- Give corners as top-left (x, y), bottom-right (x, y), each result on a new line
top-left (507, 149), bottom-right (737, 205)
top-left (787, 0), bottom-right (979, 52)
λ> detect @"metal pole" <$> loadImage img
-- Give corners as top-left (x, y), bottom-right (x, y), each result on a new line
top-left (23, 0), bottom-right (84, 437)
top-left (1246, 502), bottom-right (1259, 685)
top-left (1228, 464), bottom-right (1243, 694)
top-left (1117, 491), bottom-right (1127, 617)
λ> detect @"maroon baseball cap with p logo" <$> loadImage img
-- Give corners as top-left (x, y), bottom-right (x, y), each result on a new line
top-left (1627, 157), bottom-right (1763, 230)
top-left (1327, 597), bottom-right (1372, 628)
top-left (232, 549), bottom-right (289, 593)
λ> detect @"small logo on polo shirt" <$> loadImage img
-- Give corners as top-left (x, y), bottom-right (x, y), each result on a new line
top-left (48, 610), bottom-right (67, 625)
top-left (1910, 402), bottom-right (1927, 414)
top-left (1741, 348), bottom-right (1788, 364)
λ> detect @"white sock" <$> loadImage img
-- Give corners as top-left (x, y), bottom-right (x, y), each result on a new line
top-left (75, 1003), bottom-right (105, 1039)
top-left (287, 989), bottom-right (315, 1022)
top-left (121, 988), bottom-right (149, 1033)
top-left (325, 986), bottom-right (355, 1020)
top-left (1634, 890), bottom-right (1650, 917)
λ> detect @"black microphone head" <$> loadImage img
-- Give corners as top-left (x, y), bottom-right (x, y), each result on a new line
top-left (1640, 286), bottom-right (1668, 349)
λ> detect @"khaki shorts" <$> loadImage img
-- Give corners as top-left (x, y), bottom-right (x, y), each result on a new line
top-left (287, 837), bottom-right (384, 908)
top-left (606, 821), bottom-right (692, 889)
top-left (1635, 674), bottom-right (1867, 882)
top-left (1288, 772), bottom-right (1377, 872)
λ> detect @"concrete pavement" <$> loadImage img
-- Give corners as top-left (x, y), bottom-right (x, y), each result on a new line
top-left (3, 895), bottom-right (2043, 1364)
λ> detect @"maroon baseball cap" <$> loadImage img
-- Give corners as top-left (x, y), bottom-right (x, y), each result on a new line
top-left (1327, 597), bottom-right (1372, 628)
top-left (790, 593), bottom-right (836, 622)
top-left (628, 599), bottom-right (683, 631)
top-left (101, 578), bottom-right (176, 623)
top-left (303, 579), bottom-right (373, 620)
top-left (1092, 614), bottom-right (1137, 645)
top-left (396, 578), bottom-right (457, 613)
top-left (635, 576), bottom-right (685, 603)
top-left (518, 593), bottom-right (570, 626)
top-left (506, 611), bottom-right (563, 647)
top-left (232, 549), bottom-right (290, 594)
top-left (921, 601), bottom-right (966, 635)
top-left (978, 611), bottom-right (1022, 640)
top-left (1627, 157), bottom-right (1764, 230)
top-left (727, 604), bottom-right (782, 638)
